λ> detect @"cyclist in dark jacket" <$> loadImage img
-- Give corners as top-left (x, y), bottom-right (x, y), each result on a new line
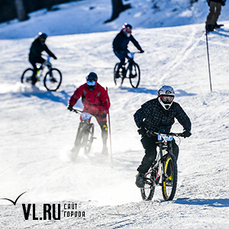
top-left (205, 0), bottom-right (226, 32)
top-left (29, 32), bottom-right (57, 85)
top-left (134, 85), bottom-right (191, 188)
top-left (112, 23), bottom-right (144, 77)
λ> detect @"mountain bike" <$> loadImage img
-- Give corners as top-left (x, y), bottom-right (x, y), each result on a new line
top-left (113, 52), bottom-right (141, 88)
top-left (140, 132), bottom-right (183, 201)
top-left (21, 55), bottom-right (62, 91)
top-left (71, 108), bottom-right (96, 158)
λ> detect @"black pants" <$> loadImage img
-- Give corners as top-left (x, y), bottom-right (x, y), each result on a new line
top-left (98, 121), bottom-right (108, 147)
top-left (29, 56), bottom-right (45, 84)
top-left (137, 135), bottom-right (179, 174)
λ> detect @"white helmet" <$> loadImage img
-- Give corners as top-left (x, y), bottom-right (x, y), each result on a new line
top-left (158, 85), bottom-right (175, 110)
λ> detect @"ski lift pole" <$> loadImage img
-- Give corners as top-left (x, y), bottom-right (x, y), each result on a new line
top-left (205, 32), bottom-right (213, 92)
top-left (106, 87), bottom-right (113, 167)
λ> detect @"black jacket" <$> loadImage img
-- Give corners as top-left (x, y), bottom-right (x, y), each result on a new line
top-left (112, 31), bottom-right (142, 53)
top-left (29, 37), bottom-right (56, 60)
top-left (134, 98), bottom-right (191, 134)
top-left (207, 0), bottom-right (226, 5)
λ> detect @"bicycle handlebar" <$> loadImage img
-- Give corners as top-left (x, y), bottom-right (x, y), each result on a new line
top-left (72, 108), bottom-right (83, 114)
top-left (153, 132), bottom-right (184, 137)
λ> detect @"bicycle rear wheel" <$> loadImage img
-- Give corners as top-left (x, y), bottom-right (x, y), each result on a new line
top-left (44, 68), bottom-right (62, 91)
top-left (140, 171), bottom-right (155, 201)
top-left (113, 63), bottom-right (125, 86)
top-left (162, 153), bottom-right (178, 201)
top-left (83, 123), bottom-right (94, 154)
top-left (21, 68), bottom-right (34, 85)
top-left (128, 62), bottom-right (140, 88)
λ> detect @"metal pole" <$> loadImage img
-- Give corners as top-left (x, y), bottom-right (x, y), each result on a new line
top-left (106, 87), bottom-right (113, 167)
top-left (205, 32), bottom-right (213, 92)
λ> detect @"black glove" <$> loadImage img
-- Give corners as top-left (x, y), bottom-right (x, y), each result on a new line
top-left (138, 127), bottom-right (146, 136)
top-left (182, 129), bottom-right (191, 138)
top-left (139, 49), bottom-right (144, 53)
top-left (67, 104), bottom-right (73, 111)
top-left (138, 127), bottom-right (152, 137)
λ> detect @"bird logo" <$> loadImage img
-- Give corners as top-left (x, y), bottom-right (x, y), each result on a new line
top-left (1, 191), bottom-right (26, 205)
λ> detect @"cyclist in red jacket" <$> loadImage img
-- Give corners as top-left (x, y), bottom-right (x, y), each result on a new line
top-left (67, 72), bottom-right (110, 154)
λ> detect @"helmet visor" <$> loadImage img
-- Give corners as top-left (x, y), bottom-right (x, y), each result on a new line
top-left (87, 80), bottom-right (96, 86)
top-left (160, 95), bottom-right (174, 103)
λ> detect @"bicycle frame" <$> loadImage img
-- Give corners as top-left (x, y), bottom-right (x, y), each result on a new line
top-left (140, 132), bottom-right (182, 201)
top-left (36, 56), bottom-right (52, 80)
top-left (71, 108), bottom-right (95, 156)
top-left (122, 52), bottom-right (137, 77)
top-left (153, 134), bottom-right (174, 182)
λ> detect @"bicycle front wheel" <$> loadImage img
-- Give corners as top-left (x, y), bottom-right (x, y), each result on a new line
top-left (71, 122), bottom-right (85, 158)
top-left (44, 68), bottom-right (62, 91)
top-left (128, 62), bottom-right (140, 88)
top-left (140, 172), bottom-right (155, 201)
top-left (84, 123), bottom-right (94, 154)
top-left (21, 68), bottom-right (34, 85)
top-left (162, 153), bottom-right (178, 201)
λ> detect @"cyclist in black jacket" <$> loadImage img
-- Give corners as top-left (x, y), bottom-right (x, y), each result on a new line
top-left (29, 32), bottom-right (57, 85)
top-left (134, 85), bottom-right (192, 188)
top-left (112, 23), bottom-right (144, 78)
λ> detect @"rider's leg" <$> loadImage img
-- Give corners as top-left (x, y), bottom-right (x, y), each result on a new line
top-left (29, 59), bottom-right (38, 85)
top-left (29, 57), bottom-right (45, 85)
top-left (136, 135), bottom-right (158, 188)
top-left (137, 135), bottom-right (158, 174)
top-left (99, 120), bottom-right (108, 154)
top-left (114, 51), bottom-right (126, 75)
top-left (95, 113), bottom-right (108, 154)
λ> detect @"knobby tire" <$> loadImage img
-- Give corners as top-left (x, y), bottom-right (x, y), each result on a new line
top-left (162, 153), bottom-right (178, 201)
top-left (128, 62), bottom-right (140, 88)
top-left (21, 68), bottom-right (34, 85)
top-left (44, 68), bottom-right (62, 91)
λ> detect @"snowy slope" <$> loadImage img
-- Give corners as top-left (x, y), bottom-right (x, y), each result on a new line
top-left (1, 0), bottom-right (229, 228)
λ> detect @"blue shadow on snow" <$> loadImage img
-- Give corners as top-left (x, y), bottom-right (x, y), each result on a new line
top-left (120, 87), bottom-right (196, 97)
top-left (22, 90), bottom-right (69, 105)
top-left (175, 198), bottom-right (229, 208)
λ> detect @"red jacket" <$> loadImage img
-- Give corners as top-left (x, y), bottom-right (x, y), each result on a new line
top-left (69, 83), bottom-right (110, 115)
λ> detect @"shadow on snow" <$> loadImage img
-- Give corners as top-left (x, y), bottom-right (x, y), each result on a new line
top-left (175, 198), bottom-right (229, 208)
top-left (119, 87), bottom-right (196, 97)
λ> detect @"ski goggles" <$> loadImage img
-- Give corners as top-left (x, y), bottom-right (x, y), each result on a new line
top-left (160, 95), bottom-right (174, 103)
top-left (87, 80), bottom-right (97, 86)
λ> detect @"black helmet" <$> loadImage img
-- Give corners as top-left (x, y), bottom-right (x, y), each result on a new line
top-left (86, 72), bottom-right (98, 90)
top-left (86, 72), bottom-right (98, 81)
top-left (38, 32), bottom-right (48, 40)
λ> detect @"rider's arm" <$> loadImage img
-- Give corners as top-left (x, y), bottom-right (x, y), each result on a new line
top-left (134, 107), bottom-right (145, 128)
top-left (130, 36), bottom-right (144, 52)
top-left (68, 84), bottom-right (85, 106)
top-left (174, 103), bottom-right (191, 132)
top-left (43, 44), bottom-right (57, 59)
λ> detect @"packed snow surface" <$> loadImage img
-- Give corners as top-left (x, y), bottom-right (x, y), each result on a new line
top-left (0, 0), bottom-right (229, 228)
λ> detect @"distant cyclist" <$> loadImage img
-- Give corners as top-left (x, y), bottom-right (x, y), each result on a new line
top-left (112, 23), bottom-right (144, 78)
top-left (29, 32), bottom-right (57, 85)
